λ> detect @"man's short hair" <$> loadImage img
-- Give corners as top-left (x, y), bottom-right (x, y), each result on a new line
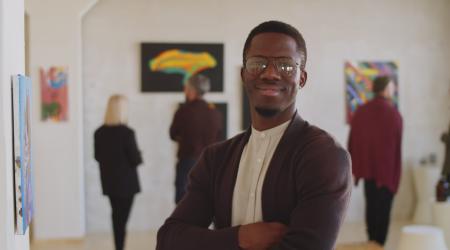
top-left (187, 74), bottom-right (210, 96)
top-left (243, 20), bottom-right (307, 70)
top-left (372, 76), bottom-right (391, 95)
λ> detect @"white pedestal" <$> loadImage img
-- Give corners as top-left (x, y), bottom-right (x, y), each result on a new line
top-left (397, 225), bottom-right (448, 250)
top-left (413, 167), bottom-right (440, 224)
top-left (433, 202), bottom-right (450, 246)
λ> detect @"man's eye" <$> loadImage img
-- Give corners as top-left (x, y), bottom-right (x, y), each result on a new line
top-left (257, 63), bottom-right (267, 69)
top-left (249, 62), bottom-right (266, 69)
top-left (279, 64), bottom-right (294, 72)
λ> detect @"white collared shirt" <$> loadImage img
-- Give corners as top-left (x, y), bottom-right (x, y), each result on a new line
top-left (231, 120), bottom-right (290, 226)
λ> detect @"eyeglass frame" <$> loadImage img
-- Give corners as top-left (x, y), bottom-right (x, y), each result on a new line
top-left (243, 56), bottom-right (302, 77)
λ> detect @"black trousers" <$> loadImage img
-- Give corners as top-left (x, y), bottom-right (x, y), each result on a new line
top-left (175, 158), bottom-right (197, 204)
top-left (109, 195), bottom-right (134, 250)
top-left (364, 179), bottom-right (394, 246)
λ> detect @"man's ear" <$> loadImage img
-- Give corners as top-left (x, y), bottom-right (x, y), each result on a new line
top-left (240, 66), bottom-right (245, 82)
top-left (299, 70), bottom-right (307, 88)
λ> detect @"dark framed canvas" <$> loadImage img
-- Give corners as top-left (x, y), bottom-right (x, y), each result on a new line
top-left (242, 86), bottom-right (251, 130)
top-left (141, 43), bottom-right (223, 92)
top-left (214, 102), bottom-right (228, 140)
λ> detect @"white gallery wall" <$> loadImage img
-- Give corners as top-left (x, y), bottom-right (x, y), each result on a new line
top-left (81, 0), bottom-right (450, 233)
top-left (26, 0), bottom-right (98, 240)
top-left (0, 0), bottom-right (30, 249)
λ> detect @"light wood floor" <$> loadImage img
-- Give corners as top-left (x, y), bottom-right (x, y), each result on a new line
top-left (30, 221), bottom-right (408, 250)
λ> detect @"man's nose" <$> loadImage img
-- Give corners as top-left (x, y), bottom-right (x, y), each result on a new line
top-left (260, 63), bottom-right (281, 81)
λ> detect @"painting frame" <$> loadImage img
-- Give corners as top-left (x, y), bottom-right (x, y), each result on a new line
top-left (141, 43), bottom-right (223, 92)
top-left (39, 66), bottom-right (69, 122)
top-left (11, 74), bottom-right (34, 235)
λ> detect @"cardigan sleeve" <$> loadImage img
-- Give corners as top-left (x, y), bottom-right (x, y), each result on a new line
top-left (156, 149), bottom-right (240, 250)
top-left (272, 143), bottom-right (352, 250)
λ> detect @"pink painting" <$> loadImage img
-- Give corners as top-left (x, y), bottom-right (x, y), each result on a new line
top-left (40, 67), bottom-right (68, 121)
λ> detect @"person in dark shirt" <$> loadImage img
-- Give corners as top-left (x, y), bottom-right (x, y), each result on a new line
top-left (94, 94), bottom-right (143, 250)
top-left (170, 74), bottom-right (223, 203)
top-left (348, 76), bottom-right (403, 247)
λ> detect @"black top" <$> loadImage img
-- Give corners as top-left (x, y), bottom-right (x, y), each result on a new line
top-left (94, 125), bottom-right (142, 197)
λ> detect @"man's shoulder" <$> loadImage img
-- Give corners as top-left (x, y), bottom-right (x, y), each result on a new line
top-left (294, 124), bottom-right (350, 176)
top-left (176, 102), bottom-right (189, 112)
top-left (291, 121), bottom-right (347, 155)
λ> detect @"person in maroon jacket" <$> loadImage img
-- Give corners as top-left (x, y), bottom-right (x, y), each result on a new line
top-left (170, 74), bottom-right (223, 203)
top-left (158, 20), bottom-right (352, 250)
top-left (348, 76), bottom-right (403, 247)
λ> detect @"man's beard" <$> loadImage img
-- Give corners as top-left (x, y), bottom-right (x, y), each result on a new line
top-left (255, 107), bottom-right (279, 117)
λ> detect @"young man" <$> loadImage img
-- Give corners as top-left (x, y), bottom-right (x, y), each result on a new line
top-left (348, 76), bottom-right (403, 247)
top-left (158, 20), bottom-right (352, 250)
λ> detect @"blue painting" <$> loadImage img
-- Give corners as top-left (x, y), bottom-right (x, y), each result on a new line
top-left (12, 74), bottom-right (34, 235)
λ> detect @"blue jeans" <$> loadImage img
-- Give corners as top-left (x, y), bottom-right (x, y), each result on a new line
top-left (175, 158), bottom-right (197, 204)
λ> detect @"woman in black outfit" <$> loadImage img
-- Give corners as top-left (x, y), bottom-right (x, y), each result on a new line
top-left (94, 95), bottom-right (142, 250)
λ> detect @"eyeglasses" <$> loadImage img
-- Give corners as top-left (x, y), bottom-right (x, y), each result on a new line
top-left (244, 56), bottom-right (300, 77)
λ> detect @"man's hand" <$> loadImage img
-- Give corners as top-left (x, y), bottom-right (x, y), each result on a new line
top-left (238, 222), bottom-right (287, 250)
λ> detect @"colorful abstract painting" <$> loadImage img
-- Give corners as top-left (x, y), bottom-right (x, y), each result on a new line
top-left (345, 61), bottom-right (399, 123)
top-left (40, 66), bottom-right (68, 121)
top-left (141, 43), bottom-right (223, 92)
top-left (11, 74), bottom-right (34, 235)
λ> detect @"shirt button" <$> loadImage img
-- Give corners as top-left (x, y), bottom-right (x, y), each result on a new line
top-left (250, 192), bottom-right (255, 198)
top-left (257, 158), bottom-right (262, 163)
top-left (261, 133), bottom-right (266, 138)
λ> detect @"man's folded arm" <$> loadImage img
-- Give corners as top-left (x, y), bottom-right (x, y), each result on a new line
top-left (271, 145), bottom-right (352, 250)
top-left (156, 150), bottom-right (241, 250)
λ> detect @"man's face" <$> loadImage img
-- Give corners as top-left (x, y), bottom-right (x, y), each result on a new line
top-left (241, 32), bottom-right (306, 118)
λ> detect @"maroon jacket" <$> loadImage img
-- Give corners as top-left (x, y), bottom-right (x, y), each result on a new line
top-left (170, 99), bottom-right (223, 160)
top-left (157, 114), bottom-right (352, 250)
top-left (348, 96), bottom-right (403, 193)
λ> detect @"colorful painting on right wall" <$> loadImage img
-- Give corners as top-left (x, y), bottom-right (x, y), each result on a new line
top-left (345, 61), bottom-right (399, 123)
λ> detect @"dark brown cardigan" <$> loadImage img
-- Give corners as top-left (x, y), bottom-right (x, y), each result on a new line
top-left (157, 113), bottom-right (352, 250)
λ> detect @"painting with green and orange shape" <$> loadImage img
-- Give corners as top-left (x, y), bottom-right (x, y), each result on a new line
top-left (150, 49), bottom-right (217, 84)
top-left (141, 43), bottom-right (223, 92)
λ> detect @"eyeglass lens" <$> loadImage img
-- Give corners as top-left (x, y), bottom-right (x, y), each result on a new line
top-left (245, 56), bottom-right (299, 76)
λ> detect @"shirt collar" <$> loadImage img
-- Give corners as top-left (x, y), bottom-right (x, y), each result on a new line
top-left (251, 119), bottom-right (291, 139)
